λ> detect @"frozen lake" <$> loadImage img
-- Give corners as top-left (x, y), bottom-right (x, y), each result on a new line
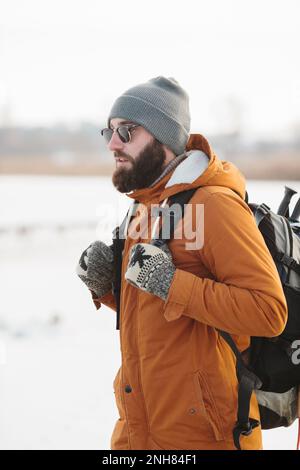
top-left (0, 175), bottom-right (300, 450)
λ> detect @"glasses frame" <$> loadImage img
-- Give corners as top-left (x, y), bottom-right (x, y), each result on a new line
top-left (100, 124), bottom-right (140, 144)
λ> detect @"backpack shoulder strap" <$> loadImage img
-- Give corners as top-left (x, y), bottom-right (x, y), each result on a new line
top-left (112, 226), bottom-right (124, 331)
top-left (112, 201), bottom-right (137, 330)
top-left (152, 188), bottom-right (198, 247)
top-left (218, 329), bottom-right (262, 449)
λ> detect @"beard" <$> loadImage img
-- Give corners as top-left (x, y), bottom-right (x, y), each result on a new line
top-left (112, 139), bottom-right (167, 193)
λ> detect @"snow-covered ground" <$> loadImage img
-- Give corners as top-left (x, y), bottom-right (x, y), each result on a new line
top-left (0, 175), bottom-right (299, 450)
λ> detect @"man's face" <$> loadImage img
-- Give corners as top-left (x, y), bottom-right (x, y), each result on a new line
top-left (107, 118), bottom-right (167, 193)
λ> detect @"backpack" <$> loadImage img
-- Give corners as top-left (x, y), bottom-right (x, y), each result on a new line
top-left (112, 186), bottom-right (300, 450)
top-left (217, 186), bottom-right (300, 450)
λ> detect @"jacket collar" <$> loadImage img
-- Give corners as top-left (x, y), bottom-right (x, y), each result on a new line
top-left (127, 133), bottom-right (245, 204)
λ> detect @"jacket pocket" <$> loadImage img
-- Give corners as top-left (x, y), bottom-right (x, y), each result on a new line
top-left (193, 371), bottom-right (225, 441)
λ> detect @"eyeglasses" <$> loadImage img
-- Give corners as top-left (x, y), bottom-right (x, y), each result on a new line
top-left (100, 124), bottom-right (140, 144)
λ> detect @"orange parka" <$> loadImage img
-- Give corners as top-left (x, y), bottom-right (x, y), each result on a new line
top-left (91, 134), bottom-right (287, 450)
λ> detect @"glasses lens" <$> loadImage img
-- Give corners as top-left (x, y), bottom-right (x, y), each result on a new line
top-left (117, 126), bottom-right (130, 143)
top-left (101, 128), bottom-right (113, 143)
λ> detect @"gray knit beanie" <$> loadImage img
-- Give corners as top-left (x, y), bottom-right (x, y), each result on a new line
top-left (108, 76), bottom-right (191, 156)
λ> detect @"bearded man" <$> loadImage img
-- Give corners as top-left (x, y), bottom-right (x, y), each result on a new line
top-left (76, 77), bottom-right (287, 450)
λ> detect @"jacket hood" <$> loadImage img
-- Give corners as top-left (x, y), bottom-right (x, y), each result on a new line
top-left (128, 133), bottom-right (246, 203)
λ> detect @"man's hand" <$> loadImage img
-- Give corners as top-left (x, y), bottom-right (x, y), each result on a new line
top-left (125, 243), bottom-right (175, 301)
top-left (76, 241), bottom-right (114, 298)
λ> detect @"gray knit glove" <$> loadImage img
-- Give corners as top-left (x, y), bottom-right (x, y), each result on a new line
top-left (76, 241), bottom-right (114, 298)
top-left (125, 243), bottom-right (175, 301)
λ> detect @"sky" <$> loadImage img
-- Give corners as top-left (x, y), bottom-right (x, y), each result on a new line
top-left (0, 0), bottom-right (300, 137)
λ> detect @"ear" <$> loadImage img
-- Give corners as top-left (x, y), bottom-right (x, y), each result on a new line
top-left (163, 145), bottom-right (177, 163)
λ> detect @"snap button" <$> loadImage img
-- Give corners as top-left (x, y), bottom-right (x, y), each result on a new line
top-left (189, 408), bottom-right (197, 415)
top-left (125, 385), bottom-right (132, 393)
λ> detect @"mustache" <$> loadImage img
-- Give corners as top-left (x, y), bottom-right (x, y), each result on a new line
top-left (114, 152), bottom-right (134, 164)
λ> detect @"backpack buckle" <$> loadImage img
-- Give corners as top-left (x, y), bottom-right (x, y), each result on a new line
top-left (280, 254), bottom-right (297, 269)
top-left (238, 422), bottom-right (253, 436)
top-left (233, 419), bottom-right (261, 450)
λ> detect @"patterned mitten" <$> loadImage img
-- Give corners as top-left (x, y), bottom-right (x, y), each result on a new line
top-left (76, 241), bottom-right (114, 298)
top-left (125, 243), bottom-right (175, 301)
